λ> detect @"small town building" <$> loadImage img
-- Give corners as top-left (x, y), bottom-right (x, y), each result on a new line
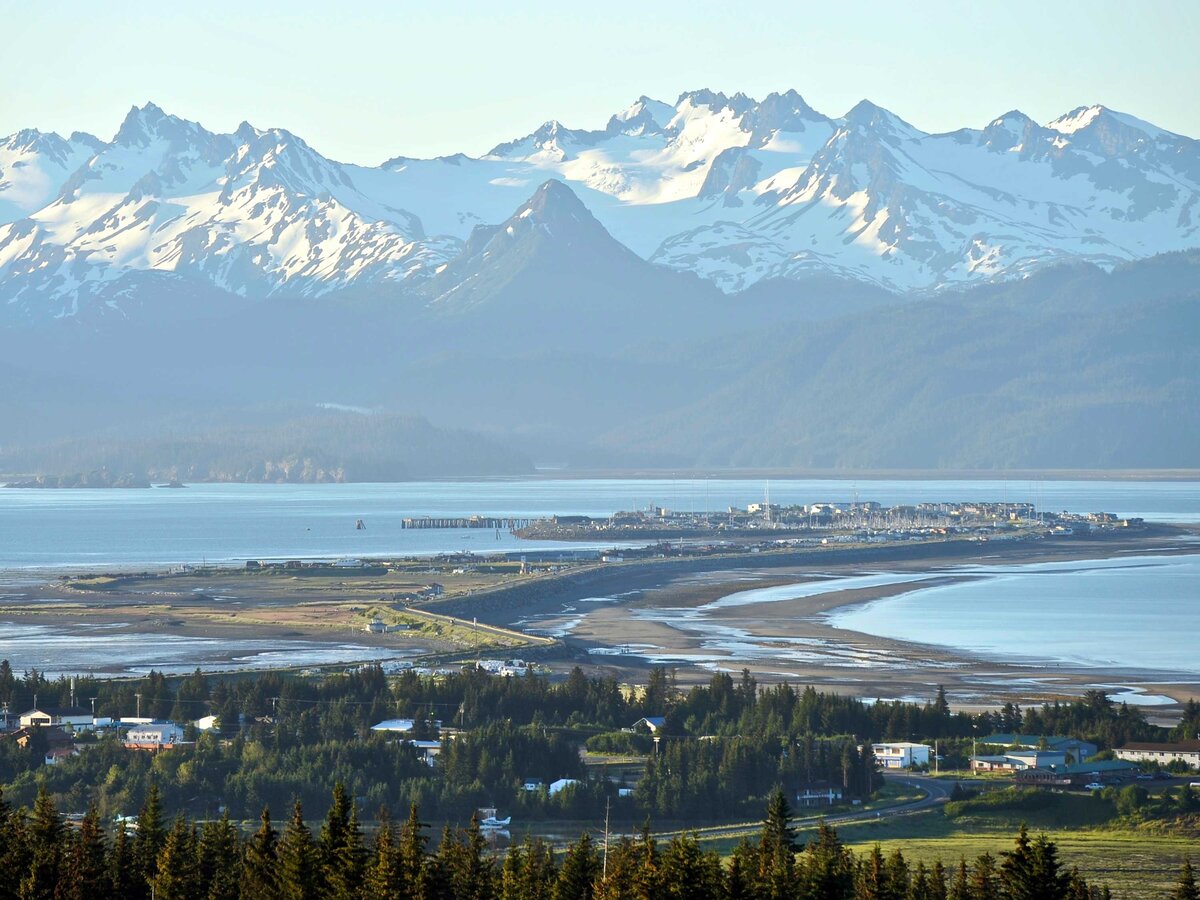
top-left (631, 716), bottom-right (667, 734)
top-left (371, 718), bottom-right (416, 733)
top-left (970, 750), bottom-right (1068, 772)
top-left (1013, 759), bottom-right (1138, 787)
top-left (45, 746), bottom-right (78, 766)
top-left (19, 707), bottom-right (93, 732)
top-left (981, 734), bottom-right (1098, 762)
top-left (871, 742), bottom-right (932, 769)
top-left (125, 723), bottom-right (187, 750)
top-left (9, 725), bottom-right (73, 751)
top-left (193, 715), bottom-right (220, 731)
top-left (522, 779), bottom-right (545, 793)
top-left (548, 778), bottom-right (582, 796)
top-left (795, 784), bottom-right (844, 807)
top-left (1114, 741), bottom-right (1200, 769)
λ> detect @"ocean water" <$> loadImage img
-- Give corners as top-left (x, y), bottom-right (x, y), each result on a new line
top-left (828, 554), bottom-right (1200, 674)
top-left (0, 477), bottom-right (1196, 569)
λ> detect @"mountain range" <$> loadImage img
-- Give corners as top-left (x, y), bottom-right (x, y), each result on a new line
top-left (0, 91), bottom-right (1197, 476)
top-left (2, 91), bottom-right (1198, 319)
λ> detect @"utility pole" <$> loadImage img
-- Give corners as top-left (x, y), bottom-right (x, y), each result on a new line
top-left (602, 797), bottom-right (611, 879)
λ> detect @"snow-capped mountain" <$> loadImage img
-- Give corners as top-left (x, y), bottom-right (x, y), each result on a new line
top-left (1, 91), bottom-right (1197, 319)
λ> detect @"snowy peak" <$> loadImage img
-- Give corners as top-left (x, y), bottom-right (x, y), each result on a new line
top-left (606, 96), bottom-right (675, 136)
top-left (843, 100), bottom-right (923, 142)
top-left (113, 102), bottom-right (215, 150)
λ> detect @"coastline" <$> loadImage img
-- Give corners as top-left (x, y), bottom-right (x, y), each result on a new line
top-left (1, 527), bottom-right (1197, 711)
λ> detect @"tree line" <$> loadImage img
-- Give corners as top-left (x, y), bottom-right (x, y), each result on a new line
top-left (8, 781), bottom-right (1197, 900)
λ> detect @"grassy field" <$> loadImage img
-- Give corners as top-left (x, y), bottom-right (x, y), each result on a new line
top-left (838, 818), bottom-right (1194, 898)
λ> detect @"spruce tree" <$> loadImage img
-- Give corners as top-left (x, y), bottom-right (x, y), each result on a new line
top-left (109, 823), bottom-right (138, 900)
top-left (929, 860), bottom-right (948, 900)
top-left (362, 812), bottom-right (400, 900)
top-left (909, 861), bottom-right (930, 900)
top-left (152, 816), bottom-right (201, 900)
top-left (242, 807), bottom-right (280, 900)
top-left (632, 821), bottom-right (661, 900)
top-left (59, 804), bottom-right (111, 900)
top-left (969, 852), bottom-right (999, 900)
top-left (1176, 858), bottom-right (1199, 900)
top-left (321, 785), bottom-right (365, 900)
top-left (198, 811), bottom-right (241, 900)
top-left (661, 833), bottom-right (722, 900)
top-left (450, 813), bottom-right (496, 900)
top-left (800, 823), bottom-right (854, 900)
top-left (19, 786), bottom-right (64, 900)
top-left (948, 859), bottom-right (970, 900)
top-left (756, 790), bottom-right (796, 900)
top-left (132, 784), bottom-right (167, 899)
top-left (277, 801), bottom-right (320, 900)
top-left (554, 832), bottom-right (600, 900)
top-left (397, 804), bottom-right (429, 900)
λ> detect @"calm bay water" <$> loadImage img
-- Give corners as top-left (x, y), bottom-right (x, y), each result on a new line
top-left (0, 478), bottom-right (1196, 680)
top-left (0, 477), bottom-right (1196, 570)
top-left (828, 554), bottom-right (1200, 675)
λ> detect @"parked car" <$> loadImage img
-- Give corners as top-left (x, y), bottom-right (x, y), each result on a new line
top-left (1084, 782), bottom-right (1104, 791)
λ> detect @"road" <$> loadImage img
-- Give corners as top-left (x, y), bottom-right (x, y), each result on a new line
top-left (647, 772), bottom-right (953, 844)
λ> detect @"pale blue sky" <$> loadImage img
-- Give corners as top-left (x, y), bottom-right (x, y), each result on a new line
top-left (2, 0), bottom-right (1196, 164)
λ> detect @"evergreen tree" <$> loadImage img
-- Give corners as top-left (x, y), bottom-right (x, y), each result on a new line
top-left (0, 789), bottom-right (26, 900)
top-left (725, 846), bottom-right (752, 900)
top-left (153, 816), bottom-right (202, 900)
top-left (397, 804), bottom-right (429, 900)
top-left (198, 811), bottom-right (241, 900)
top-left (449, 814), bottom-right (496, 900)
top-left (132, 784), bottom-right (167, 899)
top-left (362, 812), bottom-right (400, 900)
top-left (948, 859), bottom-right (970, 900)
top-left (19, 786), bottom-right (63, 900)
top-left (661, 833), bottom-right (723, 900)
top-left (505, 837), bottom-right (557, 900)
top-left (59, 804), bottom-right (111, 900)
top-left (884, 849), bottom-right (910, 900)
top-left (800, 823), bottom-right (855, 900)
top-left (909, 861), bottom-right (930, 900)
top-left (1176, 858), bottom-right (1199, 900)
top-left (109, 823), bottom-right (139, 900)
top-left (858, 844), bottom-right (900, 900)
top-left (277, 801), bottom-right (320, 900)
top-left (969, 852), bottom-right (999, 900)
top-left (756, 789), bottom-right (796, 900)
top-left (929, 860), bottom-right (948, 900)
top-left (555, 832), bottom-right (600, 900)
top-left (320, 784), bottom-right (365, 900)
top-left (242, 807), bottom-right (280, 900)
top-left (632, 822), bottom-right (662, 900)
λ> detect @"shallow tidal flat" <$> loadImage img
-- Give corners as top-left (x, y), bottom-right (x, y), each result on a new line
top-left (521, 540), bottom-right (1200, 711)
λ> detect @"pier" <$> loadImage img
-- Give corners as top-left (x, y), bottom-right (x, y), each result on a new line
top-left (400, 516), bottom-right (533, 530)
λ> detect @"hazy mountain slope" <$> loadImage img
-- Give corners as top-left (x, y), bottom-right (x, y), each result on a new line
top-left (602, 252), bottom-right (1200, 468)
top-left (1, 91), bottom-right (1196, 319)
top-left (0, 409), bottom-right (533, 483)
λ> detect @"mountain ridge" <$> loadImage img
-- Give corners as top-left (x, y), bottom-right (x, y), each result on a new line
top-left (2, 91), bottom-right (1196, 320)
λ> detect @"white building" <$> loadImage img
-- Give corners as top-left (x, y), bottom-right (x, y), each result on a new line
top-left (871, 742), bottom-right (932, 770)
top-left (125, 723), bottom-right (186, 749)
top-left (1114, 741), bottom-right (1200, 769)
top-left (19, 707), bottom-right (93, 732)
top-left (548, 778), bottom-right (582, 796)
